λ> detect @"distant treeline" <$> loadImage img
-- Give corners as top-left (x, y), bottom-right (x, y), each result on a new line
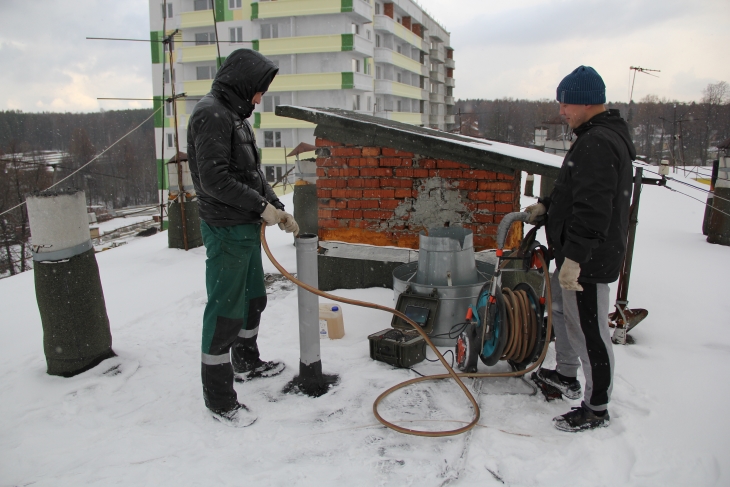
top-left (0, 108), bottom-right (157, 277)
top-left (455, 81), bottom-right (730, 166)
top-left (0, 108), bottom-right (158, 207)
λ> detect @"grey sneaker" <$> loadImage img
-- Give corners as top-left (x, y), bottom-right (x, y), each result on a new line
top-left (553, 402), bottom-right (609, 432)
top-left (209, 403), bottom-right (257, 428)
top-left (536, 368), bottom-right (582, 400)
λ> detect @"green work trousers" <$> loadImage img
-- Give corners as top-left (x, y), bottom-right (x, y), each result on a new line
top-left (200, 221), bottom-right (267, 411)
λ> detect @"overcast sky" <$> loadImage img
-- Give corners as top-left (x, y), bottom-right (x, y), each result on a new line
top-left (1, 0), bottom-right (728, 113)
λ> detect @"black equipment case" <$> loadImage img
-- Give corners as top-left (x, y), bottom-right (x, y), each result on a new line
top-left (368, 288), bottom-right (440, 368)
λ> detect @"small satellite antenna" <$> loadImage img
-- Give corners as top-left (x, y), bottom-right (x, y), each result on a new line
top-left (629, 66), bottom-right (660, 104)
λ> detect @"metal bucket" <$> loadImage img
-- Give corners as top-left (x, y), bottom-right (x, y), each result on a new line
top-left (393, 261), bottom-right (494, 346)
top-left (393, 227), bottom-right (495, 346)
top-left (415, 227), bottom-right (479, 286)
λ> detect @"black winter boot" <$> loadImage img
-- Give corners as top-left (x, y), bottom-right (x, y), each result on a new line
top-left (231, 336), bottom-right (285, 382)
top-left (553, 402), bottom-right (609, 432)
top-left (536, 368), bottom-right (582, 400)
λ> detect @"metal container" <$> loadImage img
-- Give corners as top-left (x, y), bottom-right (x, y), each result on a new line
top-left (415, 227), bottom-right (478, 286)
top-left (393, 262), bottom-right (494, 347)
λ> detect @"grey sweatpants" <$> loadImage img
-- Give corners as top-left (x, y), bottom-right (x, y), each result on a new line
top-left (550, 272), bottom-right (614, 411)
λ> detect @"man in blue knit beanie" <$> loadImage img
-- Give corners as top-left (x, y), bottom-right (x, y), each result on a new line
top-left (526, 66), bottom-right (636, 432)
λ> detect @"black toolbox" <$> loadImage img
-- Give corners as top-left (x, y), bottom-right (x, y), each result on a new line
top-left (368, 328), bottom-right (427, 368)
top-left (367, 288), bottom-right (440, 368)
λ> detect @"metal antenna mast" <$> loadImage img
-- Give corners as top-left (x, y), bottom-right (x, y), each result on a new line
top-left (627, 66), bottom-right (660, 123)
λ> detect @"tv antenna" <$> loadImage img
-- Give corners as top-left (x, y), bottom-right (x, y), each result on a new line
top-left (627, 66), bottom-right (660, 124)
top-left (628, 66), bottom-right (660, 104)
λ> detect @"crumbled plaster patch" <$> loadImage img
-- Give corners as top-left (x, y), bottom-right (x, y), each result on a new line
top-left (384, 177), bottom-right (482, 230)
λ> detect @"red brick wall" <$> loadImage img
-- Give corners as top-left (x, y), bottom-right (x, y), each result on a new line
top-left (383, 2), bottom-right (394, 18)
top-left (315, 138), bottom-right (523, 251)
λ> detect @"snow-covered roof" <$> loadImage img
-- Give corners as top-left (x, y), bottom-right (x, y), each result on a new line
top-left (276, 106), bottom-right (563, 177)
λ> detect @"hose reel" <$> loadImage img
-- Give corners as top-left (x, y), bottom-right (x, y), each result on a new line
top-left (456, 217), bottom-right (548, 373)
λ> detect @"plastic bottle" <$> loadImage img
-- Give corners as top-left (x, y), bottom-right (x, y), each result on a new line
top-left (318, 303), bottom-right (345, 339)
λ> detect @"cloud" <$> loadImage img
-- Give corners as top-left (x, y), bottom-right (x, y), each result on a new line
top-left (0, 0), bottom-right (153, 112)
top-left (455, 0), bottom-right (692, 48)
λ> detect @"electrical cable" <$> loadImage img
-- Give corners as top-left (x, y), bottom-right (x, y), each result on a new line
top-left (261, 224), bottom-right (553, 437)
top-left (0, 107), bottom-right (162, 219)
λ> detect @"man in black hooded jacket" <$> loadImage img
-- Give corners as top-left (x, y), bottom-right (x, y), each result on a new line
top-left (526, 66), bottom-right (635, 432)
top-left (187, 49), bottom-right (298, 426)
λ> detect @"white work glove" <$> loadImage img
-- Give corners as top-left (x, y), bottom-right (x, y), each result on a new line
top-left (261, 203), bottom-right (280, 227)
top-left (525, 202), bottom-right (546, 224)
top-left (559, 258), bottom-right (584, 291)
top-left (278, 212), bottom-right (299, 235)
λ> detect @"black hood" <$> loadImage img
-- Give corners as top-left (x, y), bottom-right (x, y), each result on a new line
top-left (575, 109), bottom-right (637, 160)
top-left (211, 49), bottom-right (279, 120)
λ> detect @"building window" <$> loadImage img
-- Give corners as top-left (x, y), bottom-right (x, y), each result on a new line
top-left (375, 34), bottom-right (380, 48)
top-left (366, 29), bottom-right (371, 40)
top-left (261, 23), bottom-right (278, 39)
top-left (263, 95), bottom-right (280, 112)
top-left (367, 96), bottom-right (372, 111)
top-left (420, 100), bottom-right (426, 114)
top-left (229, 27), bottom-right (243, 44)
top-left (396, 72), bottom-right (401, 83)
top-left (194, 0), bottom-right (213, 11)
top-left (163, 68), bottom-right (175, 84)
top-left (228, 0), bottom-right (242, 8)
top-left (352, 23), bottom-right (359, 35)
top-left (167, 133), bottom-right (174, 148)
top-left (420, 76), bottom-right (425, 89)
top-left (397, 100), bottom-right (402, 112)
top-left (276, 166), bottom-right (283, 182)
top-left (165, 101), bottom-right (173, 117)
top-left (161, 3), bottom-right (173, 18)
top-left (352, 59), bottom-right (360, 73)
top-left (375, 2), bottom-right (380, 14)
top-left (376, 66), bottom-right (382, 79)
top-left (195, 32), bottom-right (216, 46)
top-left (353, 95), bottom-right (361, 111)
top-left (396, 45), bottom-right (402, 54)
top-left (196, 66), bottom-right (216, 80)
top-left (265, 166), bottom-right (275, 182)
top-left (264, 131), bottom-right (281, 148)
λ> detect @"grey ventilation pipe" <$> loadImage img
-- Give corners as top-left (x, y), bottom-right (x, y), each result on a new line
top-left (26, 189), bottom-right (114, 377)
top-left (284, 233), bottom-right (338, 396)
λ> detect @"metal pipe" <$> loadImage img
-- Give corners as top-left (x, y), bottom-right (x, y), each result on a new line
top-left (284, 232), bottom-right (339, 397)
top-left (295, 233), bottom-right (320, 366)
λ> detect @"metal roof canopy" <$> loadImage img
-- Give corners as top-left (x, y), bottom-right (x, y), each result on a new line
top-left (275, 105), bottom-right (561, 178)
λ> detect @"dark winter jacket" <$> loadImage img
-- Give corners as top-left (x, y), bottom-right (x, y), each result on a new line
top-left (541, 109), bottom-right (636, 283)
top-left (187, 49), bottom-right (284, 227)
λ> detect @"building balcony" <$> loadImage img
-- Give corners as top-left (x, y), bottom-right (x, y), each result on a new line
top-left (445, 115), bottom-right (455, 125)
top-left (445, 77), bottom-right (455, 88)
top-left (429, 49), bottom-right (444, 64)
top-left (374, 14), bottom-right (425, 50)
top-left (429, 115), bottom-right (443, 126)
top-left (183, 79), bottom-right (214, 96)
top-left (253, 112), bottom-right (316, 130)
top-left (430, 70), bottom-right (445, 84)
top-left (180, 44), bottom-right (217, 63)
top-left (374, 111), bottom-right (424, 126)
top-left (429, 92), bottom-right (444, 104)
top-left (375, 79), bottom-right (423, 99)
top-left (269, 71), bottom-right (373, 92)
top-left (253, 0), bottom-right (371, 22)
top-left (445, 96), bottom-right (455, 105)
top-left (373, 47), bottom-right (422, 75)
top-left (445, 57), bottom-right (455, 69)
top-left (180, 10), bottom-right (214, 28)
top-left (255, 33), bottom-right (372, 57)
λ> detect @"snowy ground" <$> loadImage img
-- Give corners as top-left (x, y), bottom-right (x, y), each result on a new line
top-left (1, 175), bottom-right (729, 486)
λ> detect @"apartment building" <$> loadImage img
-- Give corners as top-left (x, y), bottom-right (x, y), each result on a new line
top-left (148, 0), bottom-right (455, 191)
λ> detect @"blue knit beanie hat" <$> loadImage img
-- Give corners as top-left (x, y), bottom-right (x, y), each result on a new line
top-left (556, 66), bottom-right (606, 104)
